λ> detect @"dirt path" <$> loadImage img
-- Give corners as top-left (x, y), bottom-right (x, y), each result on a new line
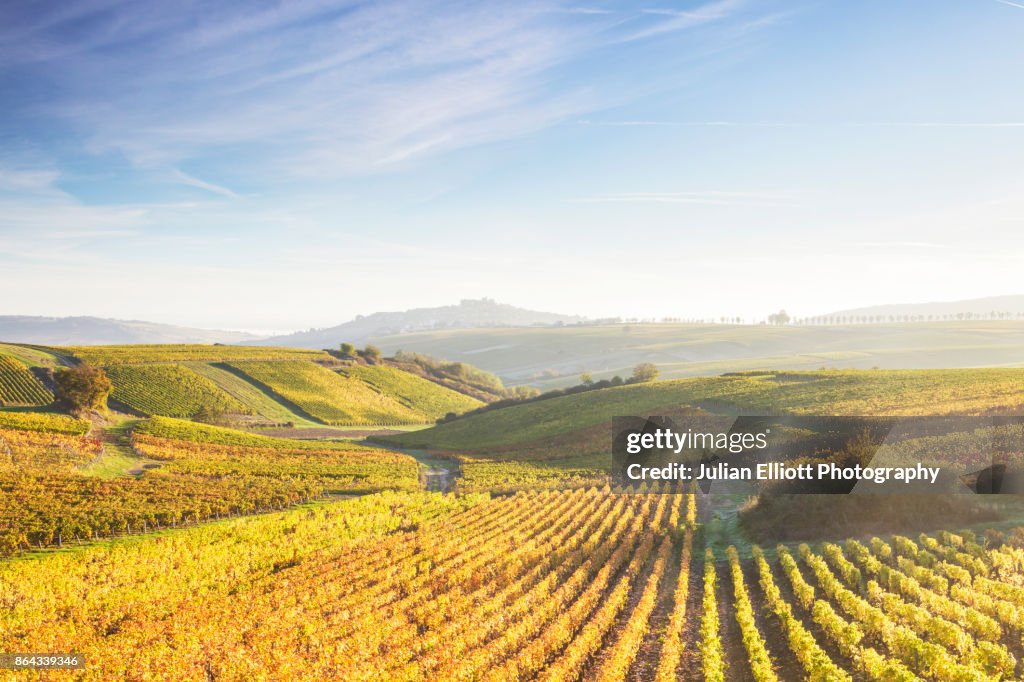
top-left (578, 535), bottom-right (661, 679)
top-left (83, 417), bottom-right (159, 478)
top-left (741, 560), bottom-right (804, 680)
top-left (770, 554), bottom-right (864, 678)
top-left (626, 533), bottom-right (683, 680)
top-left (677, 534), bottom-right (707, 680)
top-left (718, 557), bottom-right (756, 682)
top-left (368, 443), bottom-right (460, 492)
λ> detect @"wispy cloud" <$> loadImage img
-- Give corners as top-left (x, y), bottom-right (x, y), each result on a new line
top-left (996, 0), bottom-right (1024, 9)
top-left (558, 7), bottom-right (615, 15)
top-left (619, 0), bottom-right (745, 42)
top-left (173, 169), bottom-right (240, 199)
top-left (0, 0), bottom-right (771, 181)
top-left (2, 2), bottom-right (610, 175)
top-left (577, 119), bottom-right (1024, 128)
top-left (0, 167), bottom-right (62, 193)
top-left (571, 190), bottom-right (799, 207)
top-left (575, 119), bottom-right (787, 127)
top-left (853, 122), bottom-right (1024, 128)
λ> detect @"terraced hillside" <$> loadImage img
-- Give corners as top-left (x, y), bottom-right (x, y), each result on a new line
top-left (228, 360), bottom-right (427, 426)
top-left (339, 364), bottom-right (483, 419)
top-left (106, 364), bottom-right (251, 417)
top-left (0, 353), bottom-right (52, 406)
top-left (0, 344), bottom-right (487, 425)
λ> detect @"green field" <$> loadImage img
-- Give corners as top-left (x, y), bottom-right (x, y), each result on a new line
top-left (228, 360), bottom-right (428, 426)
top-left (367, 321), bottom-right (1024, 389)
top-left (384, 368), bottom-right (1024, 452)
top-left (107, 363), bottom-right (251, 417)
top-left (339, 364), bottom-right (483, 419)
top-left (184, 361), bottom-right (320, 425)
top-left (0, 343), bottom-right (66, 368)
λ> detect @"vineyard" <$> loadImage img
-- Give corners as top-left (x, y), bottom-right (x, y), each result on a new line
top-left (183, 361), bottom-right (322, 425)
top-left (0, 410), bottom-right (90, 435)
top-left (0, 354), bottom-right (52, 406)
top-left (228, 360), bottom-right (428, 425)
top-left (339, 364), bottom-right (484, 419)
top-left (0, 344), bottom-right (493, 426)
top-left (61, 344), bottom-right (330, 365)
top-left (0, 416), bottom-right (418, 556)
top-left (106, 363), bottom-right (252, 417)
top-left (3, 486), bottom-right (1024, 679)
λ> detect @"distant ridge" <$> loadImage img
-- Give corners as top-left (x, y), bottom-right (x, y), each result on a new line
top-left (0, 316), bottom-right (258, 345)
top-left (820, 295), bottom-right (1024, 320)
top-left (255, 299), bottom-right (584, 348)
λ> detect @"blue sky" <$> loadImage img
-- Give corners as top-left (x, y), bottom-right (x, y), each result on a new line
top-left (1, 0), bottom-right (1023, 332)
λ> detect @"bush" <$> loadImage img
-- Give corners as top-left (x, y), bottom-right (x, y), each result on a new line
top-left (630, 363), bottom-right (659, 383)
top-left (361, 345), bottom-right (383, 364)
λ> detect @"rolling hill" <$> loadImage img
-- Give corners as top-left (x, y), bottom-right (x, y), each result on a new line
top-left (255, 298), bottom-right (583, 348)
top-left (0, 343), bottom-right (486, 427)
top-left (382, 368), bottom-right (1024, 452)
top-left (821, 294), bottom-right (1024, 320)
top-left (361, 320), bottom-right (1024, 389)
top-left (379, 367), bottom-right (1024, 494)
top-left (0, 315), bottom-right (258, 345)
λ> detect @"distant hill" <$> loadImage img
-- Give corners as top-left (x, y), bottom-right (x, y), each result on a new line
top-left (820, 295), bottom-right (1024, 321)
top-left (361, 320), bottom-right (1024, 390)
top-left (256, 299), bottom-right (583, 348)
top-left (0, 316), bottom-right (258, 345)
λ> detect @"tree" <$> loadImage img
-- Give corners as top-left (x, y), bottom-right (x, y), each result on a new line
top-left (767, 309), bottom-right (791, 326)
top-left (54, 364), bottom-right (112, 414)
top-left (361, 345), bottom-right (382, 363)
top-left (630, 363), bottom-right (659, 383)
top-left (339, 342), bottom-right (356, 357)
top-left (579, 372), bottom-right (594, 386)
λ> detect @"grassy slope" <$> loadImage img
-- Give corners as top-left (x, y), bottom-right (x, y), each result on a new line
top-left (106, 364), bottom-right (251, 418)
top-left (367, 321), bottom-right (1024, 388)
top-left (3, 342), bottom-right (483, 426)
top-left (383, 368), bottom-right (1024, 450)
top-left (0, 343), bottom-right (66, 368)
top-left (339, 365), bottom-right (483, 419)
top-left (64, 344), bottom-right (330, 365)
top-left (184, 362), bottom-right (319, 425)
top-left (228, 361), bottom-right (426, 426)
top-left (79, 417), bottom-right (158, 478)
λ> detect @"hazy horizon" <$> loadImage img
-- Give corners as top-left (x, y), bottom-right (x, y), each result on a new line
top-left (5, 292), bottom-right (1024, 339)
top-left (3, 1), bottom-right (1024, 330)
